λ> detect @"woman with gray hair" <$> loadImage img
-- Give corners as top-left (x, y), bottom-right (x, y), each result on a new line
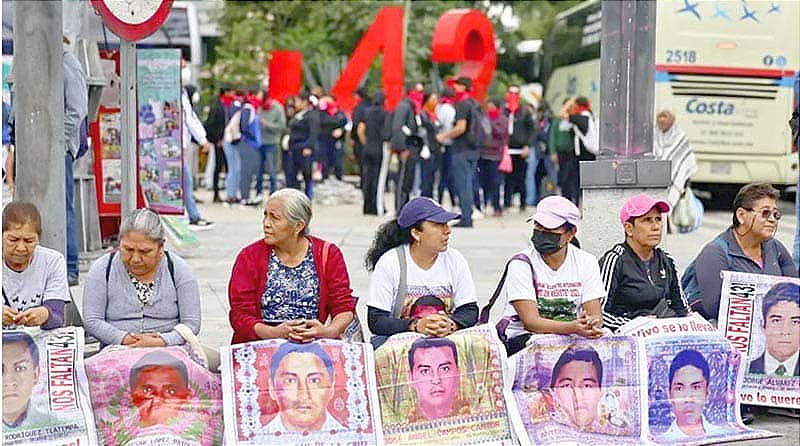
top-left (228, 188), bottom-right (355, 344)
top-left (83, 208), bottom-right (201, 347)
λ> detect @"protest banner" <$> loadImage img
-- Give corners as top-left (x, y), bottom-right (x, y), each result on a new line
top-left (85, 345), bottom-right (223, 446)
top-left (137, 48), bottom-right (184, 214)
top-left (221, 339), bottom-right (382, 445)
top-left (507, 335), bottom-right (645, 446)
top-left (717, 271), bottom-right (800, 409)
top-left (621, 314), bottom-right (776, 445)
top-left (2, 327), bottom-right (97, 446)
top-left (374, 325), bottom-right (514, 445)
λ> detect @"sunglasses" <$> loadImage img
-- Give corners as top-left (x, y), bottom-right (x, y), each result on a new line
top-left (746, 208), bottom-right (782, 221)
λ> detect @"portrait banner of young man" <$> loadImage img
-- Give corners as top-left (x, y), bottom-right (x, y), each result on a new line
top-left (506, 335), bottom-right (644, 446)
top-left (373, 325), bottom-right (514, 445)
top-left (716, 271), bottom-right (800, 409)
top-left (220, 338), bottom-right (382, 445)
top-left (621, 314), bottom-right (778, 445)
top-left (2, 327), bottom-right (97, 446)
top-left (85, 346), bottom-right (223, 445)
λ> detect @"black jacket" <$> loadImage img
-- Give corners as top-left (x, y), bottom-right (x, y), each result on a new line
top-left (599, 242), bottom-right (690, 332)
top-left (205, 98), bottom-right (226, 143)
top-left (390, 98), bottom-right (417, 151)
top-left (505, 106), bottom-right (535, 148)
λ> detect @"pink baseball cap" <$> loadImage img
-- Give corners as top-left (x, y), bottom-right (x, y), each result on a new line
top-left (620, 193), bottom-right (670, 225)
top-left (527, 196), bottom-right (580, 229)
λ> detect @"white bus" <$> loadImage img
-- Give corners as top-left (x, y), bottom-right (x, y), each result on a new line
top-left (542, 0), bottom-right (799, 200)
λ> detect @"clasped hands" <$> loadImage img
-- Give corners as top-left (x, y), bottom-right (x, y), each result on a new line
top-left (275, 319), bottom-right (331, 343)
top-left (122, 332), bottom-right (167, 348)
top-left (573, 312), bottom-right (603, 339)
top-left (412, 311), bottom-right (458, 337)
top-left (3, 305), bottom-right (49, 327)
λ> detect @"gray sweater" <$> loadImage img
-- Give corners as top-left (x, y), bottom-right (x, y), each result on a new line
top-left (258, 100), bottom-right (287, 146)
top-left (82, 252), bottom-right (201, 346)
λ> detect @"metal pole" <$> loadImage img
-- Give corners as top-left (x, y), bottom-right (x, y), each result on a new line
top-left (120, 39), bottom-right (138, 217)
top-left (13, 0), bottom-right (65, 255)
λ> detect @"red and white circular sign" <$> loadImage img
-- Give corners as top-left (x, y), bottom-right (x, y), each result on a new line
top-left (90, 0), bottom-right (174, 42)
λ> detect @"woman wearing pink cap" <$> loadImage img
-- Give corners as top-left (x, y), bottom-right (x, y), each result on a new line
top-left (598, 193), bottom-right (690, 333)
top-left (492, 196), bottom-right (605, 356)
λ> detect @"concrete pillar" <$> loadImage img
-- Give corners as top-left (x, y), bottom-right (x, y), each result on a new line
top-left (13, 0), bottom-right (65, 255)
top-left (580, 0), bottom-right (671, 258)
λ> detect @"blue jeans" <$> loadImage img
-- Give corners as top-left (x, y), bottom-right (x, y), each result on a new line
top-left (437, 146), bottom-right (457, 207)
top-left (451, 150), bottom-right (478, 226)
top-left (222, 141), bottom-right (241, 199)
top-left (286, 143), bottom-right (314, 199)
top-left (65, 152), bottom-right (78, 278)
top-left (256, 144), bottom-right (277, 195)
top-left (238, 141), bottom-right (259, 200)
top-left (184, 160), bottom-right (201, 222)
top-left (526, 150), bottom-right (558, 205)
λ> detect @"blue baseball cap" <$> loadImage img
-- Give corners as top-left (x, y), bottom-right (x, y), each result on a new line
top-left (397, 197), bottom-right (461, 229)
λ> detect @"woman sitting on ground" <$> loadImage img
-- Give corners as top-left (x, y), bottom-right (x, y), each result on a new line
top-left (2, 202), bottom-right (69, 329)
top-left (497, 196), bottom-right (604, 356)
top-left (599, 193), bottom-right (690, 332)
top-left (83, 208), bottom-right (201, 347)
top-left (365, 197), bottom-right (478, 350)
top-left (228, 188), bottom-right (355, 344)
top-left (685, 183), bottom-right (796, 322)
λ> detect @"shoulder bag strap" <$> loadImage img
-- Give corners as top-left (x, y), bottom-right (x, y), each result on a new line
top-left (392, 245), bottom-right (407, 318)
top-left (479, 253), bottom-right (536, 324)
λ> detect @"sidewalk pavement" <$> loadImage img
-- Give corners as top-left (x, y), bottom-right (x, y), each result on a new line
top-left (66, 187), bottom-right (798, 444)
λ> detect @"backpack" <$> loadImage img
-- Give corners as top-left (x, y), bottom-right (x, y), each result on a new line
top-left (223, 109), bottom-right (242, 144)
top-left (467, 100), bottom-right (492, 150)
top-left (479, 253), bottom-right (537, 345)
top-left (680, 237), bottom-right (729, 319)
top-left (572, 110), bottom-right (600, 155)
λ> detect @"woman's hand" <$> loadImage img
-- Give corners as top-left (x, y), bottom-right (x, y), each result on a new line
top-left (3, 305), bottom-right (17, 325)
top-left (288, 319), bottom-right (333, 343)
top-left (572, 313), bottom-right (603, 339)
top-left (13, 306), bottom-right (50, 327)
top-left (122, 333), bottom-right (140, 345)
top-left (416, 313), bottom-right (457, 337)
top-left (131, 333), bottom-right (167, 348)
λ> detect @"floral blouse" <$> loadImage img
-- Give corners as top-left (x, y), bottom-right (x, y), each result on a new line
top-left (260, 246), bottom-right (320, 322)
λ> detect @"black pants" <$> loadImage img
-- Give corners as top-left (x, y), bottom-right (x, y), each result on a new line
top-left (212, 142), bottom-right (227, 199)
top-left (395, 149), bottom-right (418, 211)
top-left (504, 153), bottom-right (528, 209)
top-left (557, 151), bottom-right (581, 206)
top-left (362, 152), bottom-right (383, 215)
top-left (505, 333), bottom-right (532, 357)
top-left (419, 147), bottom-right (439, 198)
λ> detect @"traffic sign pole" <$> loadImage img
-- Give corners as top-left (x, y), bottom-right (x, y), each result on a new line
top-left (120, 39), bottom-right (138, 217)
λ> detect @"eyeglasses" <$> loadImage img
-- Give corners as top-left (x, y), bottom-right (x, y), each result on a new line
top-left (746, 208), bottom-right (782, 221)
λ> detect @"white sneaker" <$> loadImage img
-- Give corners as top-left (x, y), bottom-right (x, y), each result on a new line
top-left (254, 193), bottom-right (265, 202)
top-left (472, 209), bottom-right (485, 220)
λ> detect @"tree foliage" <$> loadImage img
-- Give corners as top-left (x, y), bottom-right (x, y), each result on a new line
top-left (205, 0), bottom-right (581, 101)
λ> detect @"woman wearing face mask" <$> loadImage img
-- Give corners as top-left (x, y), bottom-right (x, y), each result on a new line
top-left (684, 183), bottom-right (796, 322)
top-left (365, 197), bottom-right (478, 350)
top-left (599, 194), bottom-right (691, 333)
top-left (495, 196), bottom-right (604, 356)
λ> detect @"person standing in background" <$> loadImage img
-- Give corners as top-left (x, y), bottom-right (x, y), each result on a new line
top-left (503, 85), bottom-right (534, 213)
top-left (255, 90), bottom-right (287, 202)
top-left (480, 98), bottom-right (508, 216)
top-left (204, 86), bottom-right (233, 203)
top-left (358, 92), bottom-right (388, 215)
top-left (435, 88), bottom-right (457, 210)
top-left (352, 88), bottom-right (370, 189)
top-left (63, 36), bottom-right (88, 286)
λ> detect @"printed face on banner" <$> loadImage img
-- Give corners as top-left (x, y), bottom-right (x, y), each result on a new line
top-left (647, 340), bottom-right (741, 443)
top-left (86, 346), bottom-right (223, 445)
top-left (511, 336), bottom-right (642, 446)
top-left (408, 339), bottom-right (462, 420)
top-left (761, 289), bottom-right (800, 371)
top-left (2, 335), bottom-right (40, 428)
top-left (375, 327), bottom-right (513, 445)
top-left (227, 339), bottom-right (378, 445)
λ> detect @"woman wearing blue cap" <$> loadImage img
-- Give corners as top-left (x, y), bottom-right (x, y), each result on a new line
top-left (365, 197), bottom-right (478, 350)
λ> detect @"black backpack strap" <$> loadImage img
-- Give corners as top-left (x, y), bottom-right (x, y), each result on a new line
top-left (480, 253), bottom-right (536, 324)
top-left (105, 251), bottom-right (116, 282)
top-left (165, 251), bottom-right (176, 287)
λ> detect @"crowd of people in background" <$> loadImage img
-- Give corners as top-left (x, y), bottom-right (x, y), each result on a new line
top-left (180, 76), bottom-right (612, 230)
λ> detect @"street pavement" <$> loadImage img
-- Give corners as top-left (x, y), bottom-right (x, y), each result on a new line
top-left (51, 185), bottom-right (800, 444)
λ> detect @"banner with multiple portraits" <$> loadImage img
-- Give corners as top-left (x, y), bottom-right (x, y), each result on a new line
top-left (620, 314), bottom-right (776, 445)
top-left (2, 327), bottom-right (97, 446)
top-left (220, 338), bottom-right (382, 446)
top-left (716, 271), bottom-right (800, 409)
top-left (85, 345), bottom-right (224, 446)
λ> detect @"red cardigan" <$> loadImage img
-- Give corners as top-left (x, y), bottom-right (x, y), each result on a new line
top-left (228, 236), bottom-right (356, 344)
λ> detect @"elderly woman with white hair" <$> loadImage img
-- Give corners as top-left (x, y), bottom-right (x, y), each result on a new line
top-left (83, 208), bottom-right (201, 347)
top-left (228, 188), bottom-right (355, 344)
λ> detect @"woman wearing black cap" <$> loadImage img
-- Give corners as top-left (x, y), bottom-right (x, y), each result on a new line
top-left (364, 197), bottom-right (478, 349)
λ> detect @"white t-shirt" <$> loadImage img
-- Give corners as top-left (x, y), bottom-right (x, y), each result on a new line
top-left (366, 245), bottom-right (476, 319)
top-left (2, 245), bottom-right (70, 312)
top-left (500, 246), bottom-right (605, 340)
